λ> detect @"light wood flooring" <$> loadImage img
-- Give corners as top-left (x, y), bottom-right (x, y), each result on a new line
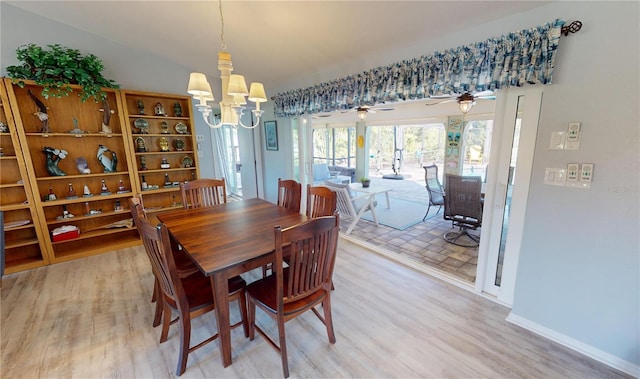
top-left (1, 239), bottom-right (628, 378)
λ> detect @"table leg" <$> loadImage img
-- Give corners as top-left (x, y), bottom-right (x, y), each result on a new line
top-left (384, 191), bottom-right (391, 209)
top-left (212, 273), bottom-right (232, 367)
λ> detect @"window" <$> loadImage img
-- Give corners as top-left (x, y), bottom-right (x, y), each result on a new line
top-left (312, 127), bottom-right (356, 167)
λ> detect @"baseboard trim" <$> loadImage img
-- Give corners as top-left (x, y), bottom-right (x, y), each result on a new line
top-left (507, 312), bottom-right (639, 378)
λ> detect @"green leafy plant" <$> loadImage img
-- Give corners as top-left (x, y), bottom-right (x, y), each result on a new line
top-left (6, 43), bottom-right (119, 102)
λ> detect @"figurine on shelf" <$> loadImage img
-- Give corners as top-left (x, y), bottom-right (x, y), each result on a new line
top-left (84, 201), bottom-right (102, 216)
top-left (100, 99), bottom-right (115, 134)
top-left (160, 121), bottom-right (169, 134)
top-left (159, 137), bottom-right (169, 152)
top-left (97, 144), bottom-right (117, 173)
top-left (43, 146), bottom-right (68, 176)
top-left (154, 102), bottom-right (165, 116)
top-left (0, 122), bottom-right (8, 133)
top-left (66, 183), bottom-right (78, 199)
top-left (164, 173), bottom-right (172, 187)
top-left (45, 186), bottom-right (57, 201)
top-left (0, 148), bottom-right (4, 157)
top-left (139, 156), bottom-right (147, 170)
top-left (56, 205), bottom-right (75, 220)
top-left (69, 117), bottom-right (85, 134)
top-left (173, 139), bottom-right (185, 151)
top-left (28, 90), bottom-right (50, 133)
top-left (100, 179), bottom-right (111, 195)
top-left (160, 157), bottom-right (170, 169)
top-left (171, 194), bottom-right (178, 207)
top-left (137, 100), bottom-right (145, 115)
top-left (174, 102), bottom-right (183, 117)
top-left (141, 174), bottom-right (148, 190)
top-left (114, 200), bottom-right (123, 212)
top-left (135, 137), bottom-right (147, 152)
top-left (76, 156), bottom-right (91, 174)
top-left (83, 184), bottom-right (93, 197)
top-left (116, 179), bottom-right (129, 193)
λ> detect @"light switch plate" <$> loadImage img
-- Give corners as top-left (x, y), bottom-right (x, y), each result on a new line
top-left (567, 163), bottom-right (579, 181)
top-left (565, 122), bottom-right (581, 150)
top-left (544, 168), bottom-right (566, 186)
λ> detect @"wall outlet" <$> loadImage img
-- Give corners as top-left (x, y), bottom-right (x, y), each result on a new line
top-left (565, 122), bottom-right (581, 150)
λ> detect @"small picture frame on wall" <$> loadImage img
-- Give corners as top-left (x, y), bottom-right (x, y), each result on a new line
top-left (264, 121), bottom-right (278, 151)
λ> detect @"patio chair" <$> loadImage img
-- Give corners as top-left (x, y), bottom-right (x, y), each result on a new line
top-left (443, 174), bottom-right (483, 247)
top-left (323, 181), bottom-right (378, 234)
top-left (423, 165), bottom-right (445, 220)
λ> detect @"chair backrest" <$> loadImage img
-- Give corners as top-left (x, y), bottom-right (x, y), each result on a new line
top-left (135, 207), bottom-right (187, 312)
top-left (273, 215), bottom-right (340, 303)
top-left (277, 178), bottom-right (302, 213)
top-left (443, 174), bottom-right (483, 227)
top-left (306, 184), bottom-right (337, 218)
top-left (180, 178), bottom-right (226, 209)
top-left (322, 181), bottom-right (365, 218)
top-left (424, 165), bottom-right (444, 205)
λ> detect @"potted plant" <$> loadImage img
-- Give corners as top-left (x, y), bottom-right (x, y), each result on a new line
top-left (6, 43), bottom-right (119, 102)
top-left (360, 177), bottom-right (371, 188)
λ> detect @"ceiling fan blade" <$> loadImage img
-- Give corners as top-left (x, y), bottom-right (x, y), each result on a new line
top-left (425, 98), bottom-right (457, 106)
top-left (473, 90), bottom-right (494, 97)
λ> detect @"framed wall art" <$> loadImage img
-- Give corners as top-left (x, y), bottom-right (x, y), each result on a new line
top-left (264, 120), bottom-right (278, 151)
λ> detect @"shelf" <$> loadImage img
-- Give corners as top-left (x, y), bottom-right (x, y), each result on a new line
top-left (3, 257), bottom-right (46, 275)
top-left (47, 209), bottom-right (132, 225)
top-left (143, 204), bottom-right (183, 213)
top-left (131, 133), bottom-right (192, 137)
top-left (36, 171), bottom-right (129, 181)
top-left (51, 226), bottom-right (136, 245)
top-left (0, 201), bottom-right (30, 211)
top-left (52, 234), bottom-right (141, 262)
top-left (128, 115), bottom-right (190, 121)
top-left (24, 133), bottom-right (123, 138)
top-left (5, 237), bottom-right (39, 249)
top-left (0, 183), bottom-right (24, 189)
top-left (4, 222), bottom-right (35, 231)
top-left (135, 151), bottom-right (194, 155)
top-left (40, 191), bottom-right (133, 207)
top-left (0, 156), bottom-right (18, 160)
top-left (138, 167), bottom-right (195, 174)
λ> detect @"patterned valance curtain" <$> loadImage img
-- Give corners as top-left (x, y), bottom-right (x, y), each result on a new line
top-left (272, 19), bottom-right (565, 118)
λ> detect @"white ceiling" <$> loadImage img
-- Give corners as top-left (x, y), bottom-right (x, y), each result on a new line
top-left (7, 0), bottom-right (550, 123)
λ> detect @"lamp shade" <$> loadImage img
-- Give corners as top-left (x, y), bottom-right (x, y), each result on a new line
top-left (248, 83), bottom-right (267, 103)
top-left (233, 94), bottom-right (247, 105)
top-left (227, 74), bottom-right (249, 96)
top-left (187, 73), bottom-right (212, 97)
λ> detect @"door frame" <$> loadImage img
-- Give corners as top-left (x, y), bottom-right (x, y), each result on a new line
top-left (475, 86), bottom-right (543, 305)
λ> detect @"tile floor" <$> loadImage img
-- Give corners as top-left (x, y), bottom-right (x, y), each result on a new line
top-left (338, 174), bottom-right (480, 283)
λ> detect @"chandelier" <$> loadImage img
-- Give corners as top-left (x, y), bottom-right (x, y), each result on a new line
top-left (187, 0), bottom-right (267, 129)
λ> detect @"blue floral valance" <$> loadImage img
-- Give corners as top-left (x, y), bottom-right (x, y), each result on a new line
top-left (272, 19), bottom-right (565, 117)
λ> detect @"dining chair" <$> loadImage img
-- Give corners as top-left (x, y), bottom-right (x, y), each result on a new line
top-left (277, 178), bottom-right (302, 213)
top-left (306, 184), bottom-right (337, 218)
top-left (180, 178), bottom-right (226, 209)
top-left (322, 181), bottom-right (378, 235)
top-left (443, 174), bottom-right (483, 247)
top-left (129, 197), bottom-right (201, 327)
top-left (246, 215), bottom-right (340, 378)
top-left (135, 209), bottom-right (248, 376)
top-left (423, 164), bottom-right (445, 220)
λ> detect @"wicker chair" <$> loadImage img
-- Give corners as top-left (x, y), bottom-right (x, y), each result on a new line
top-left (423, 165), bottom-right (445, 220)
top-left (443, 174), bottom-right (483, 247)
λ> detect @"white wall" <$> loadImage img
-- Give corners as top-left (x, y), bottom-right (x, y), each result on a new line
top-left (2, 1), bottom-right (638, 373)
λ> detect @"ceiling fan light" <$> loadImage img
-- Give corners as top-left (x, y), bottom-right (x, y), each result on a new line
top-left (459, 100), bottom-right (475, 114)
top-left (357, 109), bottom-right (367, 121)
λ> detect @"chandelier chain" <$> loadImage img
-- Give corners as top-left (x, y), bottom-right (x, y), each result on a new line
top-left (218, 0), bottom-right (226, 51)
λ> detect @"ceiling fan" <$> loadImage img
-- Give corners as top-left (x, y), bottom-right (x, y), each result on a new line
top-left (425, 90), bottom-right (495, 114)
top-left (342, 105), bottom-right (396, 120)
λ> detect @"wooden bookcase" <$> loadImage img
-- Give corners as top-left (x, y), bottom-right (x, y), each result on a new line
top-left (0, 80), bottom-right (51, 273)
top-left (4, 78), bottom-right (140, 264)
top-left (119, 90), bottom-right (200, 214)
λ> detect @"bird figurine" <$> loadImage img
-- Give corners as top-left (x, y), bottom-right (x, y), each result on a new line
top-left (43, 146), bottom-right (67, 176)
top-left (97, 144), bottom-right (117, 173)
top-left (100, 99), bottom-right (114, 134)
top-left (76, 156), bottom-right (91, 174)
top-left (28, 90), bottom-right (50, 133)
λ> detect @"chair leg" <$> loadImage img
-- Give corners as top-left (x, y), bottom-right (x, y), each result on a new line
top-left (237, 290), bottom-right (249, 338)
top-left (322, 294), bottom-right (336, 344)
top-left (152, 280), bottom-right (162, 327)
top-left (247, 298), bottom-right (256, 341)
top-left (422, 204), bottom-right (432, 221)
top-left (160, 302), bottom-right (171, 343)
top-left (277, 316), bottom-right (289, 378)
top-left (176, 313), bottom-right (192, 376)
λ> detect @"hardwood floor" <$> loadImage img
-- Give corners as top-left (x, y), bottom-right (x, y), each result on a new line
top-left (1, 239), bottom-right (628, 378)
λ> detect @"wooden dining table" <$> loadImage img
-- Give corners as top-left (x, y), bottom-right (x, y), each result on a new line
top-left (157, 198), bottom-right (307, 367)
